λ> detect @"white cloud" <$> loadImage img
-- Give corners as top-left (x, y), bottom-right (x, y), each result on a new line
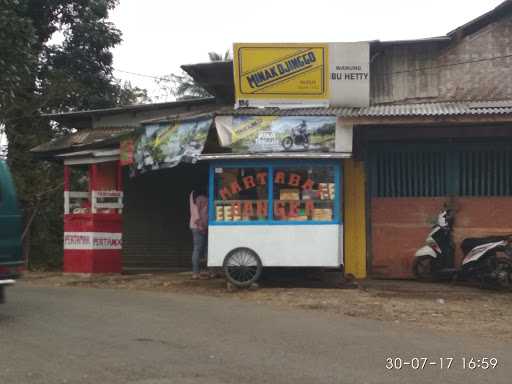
top-left (109, 0), bottom-right (505, 100)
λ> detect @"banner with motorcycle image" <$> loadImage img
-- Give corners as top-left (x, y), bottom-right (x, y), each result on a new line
top-left (214, 115), bottom-right (336, 153)
top-left (129, 115), bottom-right (213, 176)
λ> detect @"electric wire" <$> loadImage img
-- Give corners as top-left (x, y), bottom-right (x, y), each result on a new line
top-left (114, 52), bottom-right (512, 81)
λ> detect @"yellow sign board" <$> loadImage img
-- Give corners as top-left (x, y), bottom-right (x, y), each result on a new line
top-left (234, 43), bottom-right (329, 107)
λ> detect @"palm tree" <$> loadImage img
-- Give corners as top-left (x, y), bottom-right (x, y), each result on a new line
top-left (207, 51), bottom-right (231, 62)
top-left (158, 50), bottom-right (231, 100)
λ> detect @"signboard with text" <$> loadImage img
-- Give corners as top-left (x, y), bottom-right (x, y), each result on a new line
top-left (215, 115), bottom-right (336, 153)
top-left (233, 42), bottom-right (369, 108)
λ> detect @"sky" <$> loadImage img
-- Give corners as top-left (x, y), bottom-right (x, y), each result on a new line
top-left (109, 0), bottom-right (505, 102)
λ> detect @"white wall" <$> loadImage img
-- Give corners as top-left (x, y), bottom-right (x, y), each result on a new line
top-left (208, 224), bottom-right (342, 267)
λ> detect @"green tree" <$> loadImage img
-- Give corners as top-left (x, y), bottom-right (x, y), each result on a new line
top-left (0, 0), bottom-right (140, 268)
top-left (158, 50), bottom-right (231, 100)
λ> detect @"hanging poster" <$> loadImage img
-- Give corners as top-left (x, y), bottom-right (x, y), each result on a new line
top-left (120, 137), bottom-right (135, 166)
top-left (233, 42), bottom-right (369, 108)
top-left (131, 115), bottom-right (213, 176)
top-left (215, 115), bottom-right (336, 153)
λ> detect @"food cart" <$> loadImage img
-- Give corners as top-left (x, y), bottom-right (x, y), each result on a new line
top-left (207, 159), bottom-right (342, 286)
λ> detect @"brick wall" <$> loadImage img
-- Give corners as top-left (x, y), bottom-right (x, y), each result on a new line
top-left (371, 197), bottom-right (512, 279)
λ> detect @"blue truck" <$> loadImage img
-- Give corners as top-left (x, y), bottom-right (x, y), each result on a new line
top-left (0, 160), bottom-right (22, 303)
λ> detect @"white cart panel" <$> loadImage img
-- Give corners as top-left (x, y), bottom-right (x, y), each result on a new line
top-left (208, 224), bottom-right (342, 267)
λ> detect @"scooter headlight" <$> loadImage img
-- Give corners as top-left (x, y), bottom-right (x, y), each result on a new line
top-left (426, 238), bottom-right (441, 253)
top-left (426, 238), bottom-right (436, 247)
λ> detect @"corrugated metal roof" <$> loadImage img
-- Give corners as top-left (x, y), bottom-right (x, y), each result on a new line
top-left (218, 100), bottom-right (512, 118)
top-left (42, 98), bottom-right (215, 119)
top-left (140, 109), bottom-right (218, 124)
top-left (219, 106), bottom-right (348, 116)
top-left (352, 101), bottom-right (512, 117)
top-left (32, 100), bottom-right (512, 155)
top-left (31, 127), bottom-right (134, 153)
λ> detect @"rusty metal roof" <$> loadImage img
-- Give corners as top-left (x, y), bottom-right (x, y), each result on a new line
top-left (31, 127), bottom-right (134, 154)
top-left (218, 100), bottom-right (512, 118)
top-left (42, 98), bottom-right (215, 119)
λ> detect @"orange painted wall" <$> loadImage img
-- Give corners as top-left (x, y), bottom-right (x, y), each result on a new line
top-left (371, 197), bottom-right (512, 278)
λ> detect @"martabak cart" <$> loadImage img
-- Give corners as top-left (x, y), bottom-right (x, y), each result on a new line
top-left (207, 159), bottom-right (342, 286)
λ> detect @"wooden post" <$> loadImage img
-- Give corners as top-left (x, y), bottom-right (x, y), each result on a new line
top-left (63, 165), bottom-right (70, 191)
top-left (90, 164), bottom-right (97, 214)
top-left (64, 165), bottom-right (70, 214)
top-left (117, 160), bottom-right (123, 191)
top-left (343, 158), bottom-right (367, 278)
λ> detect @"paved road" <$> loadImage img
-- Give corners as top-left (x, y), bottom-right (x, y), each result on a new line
top-left (1, 283), bottom-right (511, 384)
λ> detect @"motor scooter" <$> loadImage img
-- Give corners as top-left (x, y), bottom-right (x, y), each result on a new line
top-left (412, 207), bottom-right (512, 289)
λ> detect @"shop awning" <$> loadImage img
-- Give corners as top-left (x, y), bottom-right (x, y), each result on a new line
top-left (30, 127), bottom-right (134, 159)
top-left (56, 149), bottom-right (120, 165)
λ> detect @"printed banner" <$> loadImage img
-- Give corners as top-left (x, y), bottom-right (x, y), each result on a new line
top-left (215, 115), bottom-right (336, 153)
top-left (64, 232), bottom-right (122, 250)
top-left (120, 138), bottom-right (135, 166)
top-left (233, 42), bottom-right (369, 108)
top-left (131, 116), bottom-right (213, 176)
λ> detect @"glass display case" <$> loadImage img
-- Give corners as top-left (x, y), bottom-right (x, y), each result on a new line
top-left (208, 160), bottom-right (342, 286)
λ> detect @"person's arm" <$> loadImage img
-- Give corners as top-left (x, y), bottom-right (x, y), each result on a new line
top-left (196, 196), bottom-right (209, 232)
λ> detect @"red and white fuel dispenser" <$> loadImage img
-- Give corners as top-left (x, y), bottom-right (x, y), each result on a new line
top-left (63, 158), bottom-right (123, 273)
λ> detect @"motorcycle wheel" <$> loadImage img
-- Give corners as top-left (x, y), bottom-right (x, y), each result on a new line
top-left (281, 137), bottom-right (293, 150)
top-left (412, 255), bottom-right (435, 281)
top-left (485, 257), bottom-right (512, 290)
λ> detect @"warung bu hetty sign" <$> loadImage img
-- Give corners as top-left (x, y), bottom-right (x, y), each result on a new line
top-left (233, 42), bottom-right (369, 108)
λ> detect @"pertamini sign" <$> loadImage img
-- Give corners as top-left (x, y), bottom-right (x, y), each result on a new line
top-left (233, 42), bottom-right (369, 108)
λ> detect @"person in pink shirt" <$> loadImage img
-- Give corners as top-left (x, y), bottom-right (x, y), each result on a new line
top-left (189, 189), bottom-right (208, 279)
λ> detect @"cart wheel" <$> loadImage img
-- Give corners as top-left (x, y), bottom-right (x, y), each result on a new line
top-left (223, 247), bottom-right (262, 288)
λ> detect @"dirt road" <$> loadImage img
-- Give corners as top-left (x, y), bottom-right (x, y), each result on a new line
top-left (23, 272), bottom-right (512, 340)
top-left (1, 283), bottom-right (511, 384)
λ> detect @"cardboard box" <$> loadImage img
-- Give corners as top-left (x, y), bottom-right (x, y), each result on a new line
top-left (215, 206), bottom-right (224, 221)
top-left (280, 188), bottom-right (300, 200)
top-left (328, 183), bottom-right (336, 200)
top-left (313, 208), bottom-right (332, 221)
top-left (223, 206), bottom-right (233, 221)
top-left (288, 215), bottom-right (309, 221)
top-left (318, 183), bottom-right (329, 200)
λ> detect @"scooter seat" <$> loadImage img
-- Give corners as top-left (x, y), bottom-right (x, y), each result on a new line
top-left (461, 235), bottom-right (510, 256)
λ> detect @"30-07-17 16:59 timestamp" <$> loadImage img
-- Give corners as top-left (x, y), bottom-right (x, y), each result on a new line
top-left (386, 357), bottom-right (498, 370)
